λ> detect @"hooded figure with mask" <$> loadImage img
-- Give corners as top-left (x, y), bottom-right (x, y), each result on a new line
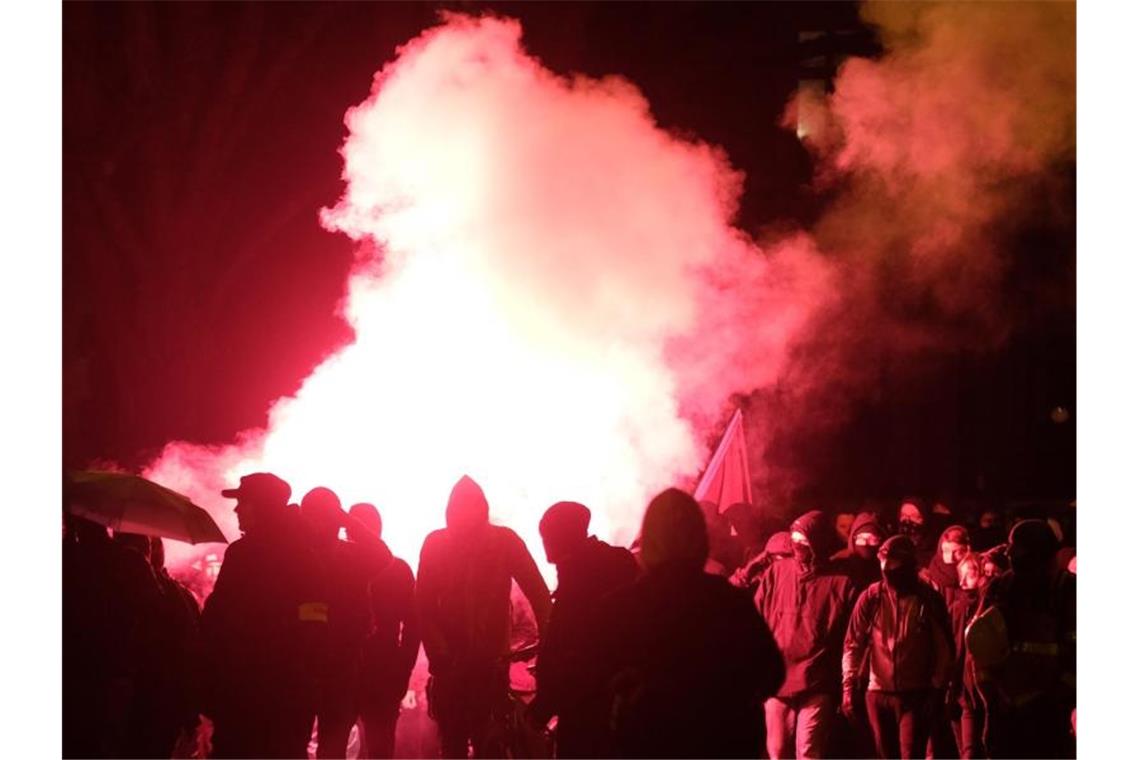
top-left (970, 519), bottom-right (1076, 759)
top-left (897, 500), bottom-right (936, 567)
top-left (831, 511), bottom-right (887, 592)
top-left (842, 536), bottom-right (955, 760)
top-left (416, 476), bottom-right (552, 759)
top-left (596, 489), bottom-right (784, 758)
top-left (754, 510), bottom-right (857, 759)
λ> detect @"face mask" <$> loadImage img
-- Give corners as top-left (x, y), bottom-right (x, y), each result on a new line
top-left (899, 520), bottom-right (923, 541)
top-left (793, 543), bottom-right (814, 565)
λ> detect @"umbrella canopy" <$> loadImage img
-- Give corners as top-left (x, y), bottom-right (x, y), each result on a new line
top-left (65, 470), bottom-right (228, 545)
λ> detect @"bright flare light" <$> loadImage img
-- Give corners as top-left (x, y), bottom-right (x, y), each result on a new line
top-left (145, 14), bottom-right (825, 575)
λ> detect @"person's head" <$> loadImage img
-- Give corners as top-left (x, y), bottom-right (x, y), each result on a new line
top-left (849, 511), bottom-right (886, 560)
top-left (639, 488), bottom-right (708, 572)
top-left (981, 545), bottom-right (1010, 580)
top-left (1007, 519), bottom-right (1059, 578)
top-left (348, 502), bottom-right (382, 542)
top-left (878, 535), bottom-right (920, 593)
top-left (957, 551), bottom-right (984, 591)
top-left (222, 472), bottom-right (291, 536)
top-left (939, 525), bottom-right (970, 566)
top-left (763, 531), bottom-right (794, 560)
top-left (789, 510), bottom-right (833, 567)
top-left (834, 512), bottom-right (855, 544)
top-left (300, 487), bottom-right (344, 541)
top-left (898, 500), bottom-right (926, 541)
top-left (113, 531), bottom-right (151, 560)
top-left (446, 475), bottom-right (490, 532)
top-left (979, 510), bottom-right (1001, 530)
top-left (539, 501), bottom-right (591, 565)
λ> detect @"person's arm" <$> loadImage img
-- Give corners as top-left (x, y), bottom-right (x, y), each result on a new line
top-left (396, 560), bottom-right (421, 679)
top-left (506, 530), bottom-right (552, 635)
top-left (842, 587), bottom-right (874, 693)
top-left (415, 535), bottom-right (449, 670)
top-left (928, 591), bottom-right (956, 691)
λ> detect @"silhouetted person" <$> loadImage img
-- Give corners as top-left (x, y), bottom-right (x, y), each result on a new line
top-left (920, 525), bottom-right (970, 758)
top-left (755, 510), bottom-right (855, 759)
top-left (348, 502), bottom-right (421, 760)
top-left (112, 532), bottom-right (203, 759)
top-left (596, 488), bottom-right (784, 758)
top-left (200, 473), bottom-right (332, 759)
top-left (972, 509), bottom-right (1004, 553)
top-left (529, 501), bottom-right (639, 758)
top-left (417, 475), bottom-right (552, 758)
top-left (63, 516), bottom-right (164, 759)
top-left (700, 499), bottom-right (744, 576)
top-left (969, 520), bottom-right (1076, 759)
top-left (842, 536), bottom-right (955, 760)
top-left (299, 487), bottom-right (393, 758)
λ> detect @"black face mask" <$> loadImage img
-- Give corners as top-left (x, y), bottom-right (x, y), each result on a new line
top-left (882, 566), bottom-right (919, 593)
top-left (898, 521), bottom-right (923, 542)
top-left (793, 543), bottom-right (814, 565)
top-left (854, 545), bottom-right (878, 561)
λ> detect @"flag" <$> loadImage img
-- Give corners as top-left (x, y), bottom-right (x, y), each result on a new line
top-left (693, 408), bottom-right (752, 514)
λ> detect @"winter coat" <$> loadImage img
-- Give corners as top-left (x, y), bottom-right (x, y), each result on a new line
top-left (842, 580), bottom-right (955, 694)
top-left (755, 556), bottom-right (858, 697)
top-left (598, 564), bottom-right (785, 758)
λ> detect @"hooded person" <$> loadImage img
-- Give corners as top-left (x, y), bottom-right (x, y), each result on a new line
top-left (925, 525), bottom-right (971, 609)
top-left (842, 536), bottom-right (955, 760)
top-left (730, 531), bottom-right (793, 590)
top-left (832, 511), bottom-right (887, 592)
top-left (416, 475), bottom-right (552, 759)
top-left (754, 510), bottom-right (858, 759)
top-left (596, 489), bottom-right (784, 758)
top-left (970, 520), bottom-right (1076, 759)
top-left (897, 500), bottom-right (935, 567)
top-left (529, 501), bottom-right (639, 758)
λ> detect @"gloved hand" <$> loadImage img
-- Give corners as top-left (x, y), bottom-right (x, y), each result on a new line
top-left (842, 689), bottom-right (857, 721)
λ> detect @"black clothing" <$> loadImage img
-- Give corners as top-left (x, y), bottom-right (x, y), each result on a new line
top-left (533, 537), bottom-right (639, 758)
top-left (199, 512), bottom-right (332, 759)
top-left (598, 565), bottom-right (785, 758)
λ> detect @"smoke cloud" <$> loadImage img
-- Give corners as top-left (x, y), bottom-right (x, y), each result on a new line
top-left (147, 13), bottom-right (830, 570)
top-left (752, 1), bottom-right (1076, 504)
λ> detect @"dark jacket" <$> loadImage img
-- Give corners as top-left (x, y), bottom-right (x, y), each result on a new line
top-left (599, 565), bottom-right (785, 758)
top-left (924, 525), bottom-right (969, 611)
top-left (533, 537), bottom-right (639, 757)
top-left (417, 523), bottom-right (551, 672)
top-left (199, 511), bottom-right (332, 720)
top-left (359, 555), bottom-right (420, 706)
top-left (842, 580), bottom-right (956, 693)
top-left (755, 557), bottom-right (857, 697)
top-left (949, 586), bottom-right (984, 710)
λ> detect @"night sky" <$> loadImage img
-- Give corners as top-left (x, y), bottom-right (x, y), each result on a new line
top-left (63, 1), bottom-right (1074, 509)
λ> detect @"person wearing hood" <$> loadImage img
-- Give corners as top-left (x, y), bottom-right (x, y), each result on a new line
top-left (842, 536), bottom-right (955, 760)
top-left (730, 531), bottom-right (794, 590)
top-left (416, 475), bottom-right (552, 758)
top-left (529, 501), bottom-right (639, 758)
top-left (597, 489), bottom-right (784, 758)
top-left (755, 510), bottom-right (857, 759)
top-left (970, 520), bottom-right (1076, 759)
top-left (832, 512), bottom-right (887, 592)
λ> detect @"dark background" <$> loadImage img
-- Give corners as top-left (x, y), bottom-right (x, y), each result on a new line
top-left (63, 1), bottom-right (1075, 509)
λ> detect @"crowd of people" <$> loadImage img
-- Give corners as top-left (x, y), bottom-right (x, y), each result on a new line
top-left (62, 473), bottom-right (1076, 759)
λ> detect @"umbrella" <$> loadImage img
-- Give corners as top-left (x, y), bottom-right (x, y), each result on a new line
top-left (65, 470), bottom-right (228, 545)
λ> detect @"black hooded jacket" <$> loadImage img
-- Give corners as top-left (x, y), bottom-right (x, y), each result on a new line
top-left (755, 511), bottom-right (857, 697)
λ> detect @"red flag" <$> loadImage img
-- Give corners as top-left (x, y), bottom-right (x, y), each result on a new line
top-left (693, 408), bottom-right (752, 514)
